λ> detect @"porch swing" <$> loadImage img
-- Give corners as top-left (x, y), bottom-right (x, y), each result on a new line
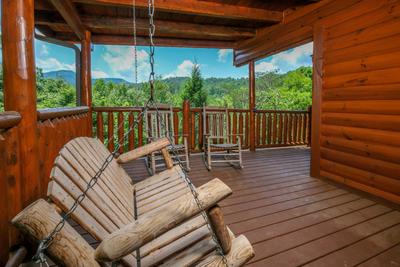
top-left (10, 0), bottom-right (254, 266)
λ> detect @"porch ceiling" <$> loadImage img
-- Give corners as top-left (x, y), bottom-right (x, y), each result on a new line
top-left (34, 0), bottom-right (320, 49)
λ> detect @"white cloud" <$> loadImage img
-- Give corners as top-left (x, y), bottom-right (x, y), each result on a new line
top-left (218, 49), bottom-right (232, 63)
top-left (101, 45), bottom-right (150, 82)
top-left (255, 42), bottom-right (313, 73)
top-left (164, 60), bottom-right (198, 78)
top-left (39, 44), bottom-right (49, 56)
top-left (255, 62), bottom-right (276, 73)
top-left (36, 57), bottom-right (75, 72)
top-left (92, 70), bottom-right (109, 79)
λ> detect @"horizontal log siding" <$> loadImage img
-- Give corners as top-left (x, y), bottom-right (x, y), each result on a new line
top-left (318, 0), bottom-right (400, 203)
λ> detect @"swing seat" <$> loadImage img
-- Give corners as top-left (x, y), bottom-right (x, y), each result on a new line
top-left (12, 137), bottom-right (254, 267)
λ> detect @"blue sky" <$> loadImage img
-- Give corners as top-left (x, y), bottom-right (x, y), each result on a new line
top-left (33, 41), bottom-right (313, 83)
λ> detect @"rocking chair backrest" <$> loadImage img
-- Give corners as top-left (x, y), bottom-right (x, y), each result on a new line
top-left (47, 137), bottom-right (136, 264)
top-left (203, 106), bottom-right (230, 141)
top-left (145, 103), bottom-right (175, 143)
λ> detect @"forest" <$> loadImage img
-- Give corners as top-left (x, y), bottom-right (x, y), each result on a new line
top-left (0, 65), bottom-right (312, 111)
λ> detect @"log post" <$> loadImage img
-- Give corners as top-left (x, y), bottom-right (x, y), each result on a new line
top-left (311, 25), bottom-right (325, 178)
top-left (307, 106), bottom-right (312, 147)
top-left (182, 100), bottom-right (191, 152)
top-left (207, 205), bottom-right (232, 254)
top-left (81, 30), bottom-right (93, 136)
top-left (12, 199), bottom-right (100, 267)
top-left (249, 61), bottom-right (256, 152)
top-left (2, 0), bottom-right (41, 210)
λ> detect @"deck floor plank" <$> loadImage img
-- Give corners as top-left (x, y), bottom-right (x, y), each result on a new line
top-left (123, 147), bottom-right (400, 266)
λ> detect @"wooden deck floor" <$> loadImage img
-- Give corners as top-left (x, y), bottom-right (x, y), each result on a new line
top-left (123, 147), bottom-right (400, 267)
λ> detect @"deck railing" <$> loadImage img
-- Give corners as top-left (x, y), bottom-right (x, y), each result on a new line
top-left (93, 103), bottom-right (311, 153)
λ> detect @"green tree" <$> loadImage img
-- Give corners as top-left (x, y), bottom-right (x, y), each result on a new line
top-left (181, 64), bottom-right (207, 107)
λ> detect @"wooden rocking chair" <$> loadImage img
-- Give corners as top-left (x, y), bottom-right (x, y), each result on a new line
top-left (203, 106), bottom-right (243, 170)
top-left (145, 103), bottom-right (190, 174)
top-left (12, 137), bottom-right (254, 267)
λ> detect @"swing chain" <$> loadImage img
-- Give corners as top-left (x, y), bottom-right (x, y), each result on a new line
top-left (145, 0), bottom-right (228, 264)
top-left (148, 0), bottom-right (155, 101)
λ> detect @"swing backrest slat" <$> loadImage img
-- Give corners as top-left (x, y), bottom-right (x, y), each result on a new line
top-left (47, 137), bottom-right (136, 265)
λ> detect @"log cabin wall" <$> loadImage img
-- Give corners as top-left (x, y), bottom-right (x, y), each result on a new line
top-left (317, 0), bottom-right (400, 204)
top-left (235, 0), bottom-right (400, 204)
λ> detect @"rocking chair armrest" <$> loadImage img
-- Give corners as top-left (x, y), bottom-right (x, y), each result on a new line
top-left (95, 178), bottom-right (232, 262)
top-left (117, 137), bottom-right (170, 163)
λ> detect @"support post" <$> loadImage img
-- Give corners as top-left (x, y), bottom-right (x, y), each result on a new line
top-left (81, 30), bottom-right (93, 136)
top-left (249, 61), bottom-right (256, 152)
top-left (182, 100), bottom-right (190, 152)
top-left (2, 1), bottom-right (40, 260)
top-left (2, 0), bottom-right (40, 209)
top-left (310, 24), bottom-right (325, 178)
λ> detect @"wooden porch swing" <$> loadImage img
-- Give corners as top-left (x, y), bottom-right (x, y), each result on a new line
top-left (12, 137), bottom-right (254, 266)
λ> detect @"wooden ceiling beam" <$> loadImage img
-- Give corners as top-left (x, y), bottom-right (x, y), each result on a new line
top-left (72, 0), bottom-right (283, 22)
top-left (53, 32), bottom-right (235, 48)
top-left (35, 12), bottom-right (255, 40)
top-left (49, 0), bottom-right (85, 39)
top-left (91, 35), bottom-right (236, 48)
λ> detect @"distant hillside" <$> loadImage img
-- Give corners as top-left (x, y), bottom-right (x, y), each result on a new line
top-left (44, 70), bottom-right (132, 85)
top-left (43, 70), bottom-right (249, 93)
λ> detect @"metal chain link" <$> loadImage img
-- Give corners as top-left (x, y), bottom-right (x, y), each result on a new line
top-left (133, 0), bottom-right (138, 85)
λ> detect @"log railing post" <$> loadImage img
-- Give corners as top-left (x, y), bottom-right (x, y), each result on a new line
top-left (2, 0), bottom-right (40, 260)
top-left (307, 106), bottom-right (312, 147)
top-left (81, 30), bottom-right (92, 136)
top-left (2, 0), bottom-right (40, 210)
top-left (249, 61), bottom-right (256, 152)
top-left (182, 100), bottom-right (191, 152)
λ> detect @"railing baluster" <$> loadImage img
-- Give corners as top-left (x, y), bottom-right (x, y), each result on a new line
top-left (255, 113), bottom-right (260, 146)
top-left (174, 111), bottom-right (179, 145)
top-left (128, 112), bottom-right (134, 150)
top-left (272, 112), bottom-right (277, 145)
top-left (191, 112), bottom-right (196, 150)
top-left (118, 112), bottom-right (124, 153)
top-left (232, 112), bottom-right (237, 142)
top-left (107, 112), bottom-right (114, 151)
top-left (198, 111), bottom-right (203, 149)
top-left (244, 112), bottom-right (249, 148)
top-left (96, 112), bottom-right (104, 143)
top-left (267, 113), bottom-right (272, 146)
top-left (239, 113), bottom-right (244, 146)
top-left (138, 114), bottom-right (143, 147)
top-left (261, 112), bottom-right (266, 146)
top-left (278, 113), bottom-right (283, 145)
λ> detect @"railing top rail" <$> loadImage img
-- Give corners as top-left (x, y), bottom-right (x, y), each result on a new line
top-left (254, 109), bottom-right (309, 114)
top-left (0, 111), bottom-right (22, 129)
top-left (37, 106), bottom-right (89, 121)
top-left (93, 106), bottom-right (182, 112)
top-left (191, 107), bottom-right (249, 112)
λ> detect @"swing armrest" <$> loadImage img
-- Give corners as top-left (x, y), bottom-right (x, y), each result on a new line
top-left (95, 178), bottom-right (232, 262)
top-left (117, 137), bottom-right (170, 163)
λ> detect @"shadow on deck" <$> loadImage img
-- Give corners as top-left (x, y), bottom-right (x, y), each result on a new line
top-left (123, 147), bottom-right (400, 267)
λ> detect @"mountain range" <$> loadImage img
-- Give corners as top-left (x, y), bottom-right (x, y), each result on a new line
top-left (44, 70), bottom-right (133, 85)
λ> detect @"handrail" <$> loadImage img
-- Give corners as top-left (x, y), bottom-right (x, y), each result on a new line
top-left (93, 106), bottom-right (182, 112)
top-left (37, 106), bottom-right (89, 121)
top-left (0, 111), bottom-right (22, 129)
